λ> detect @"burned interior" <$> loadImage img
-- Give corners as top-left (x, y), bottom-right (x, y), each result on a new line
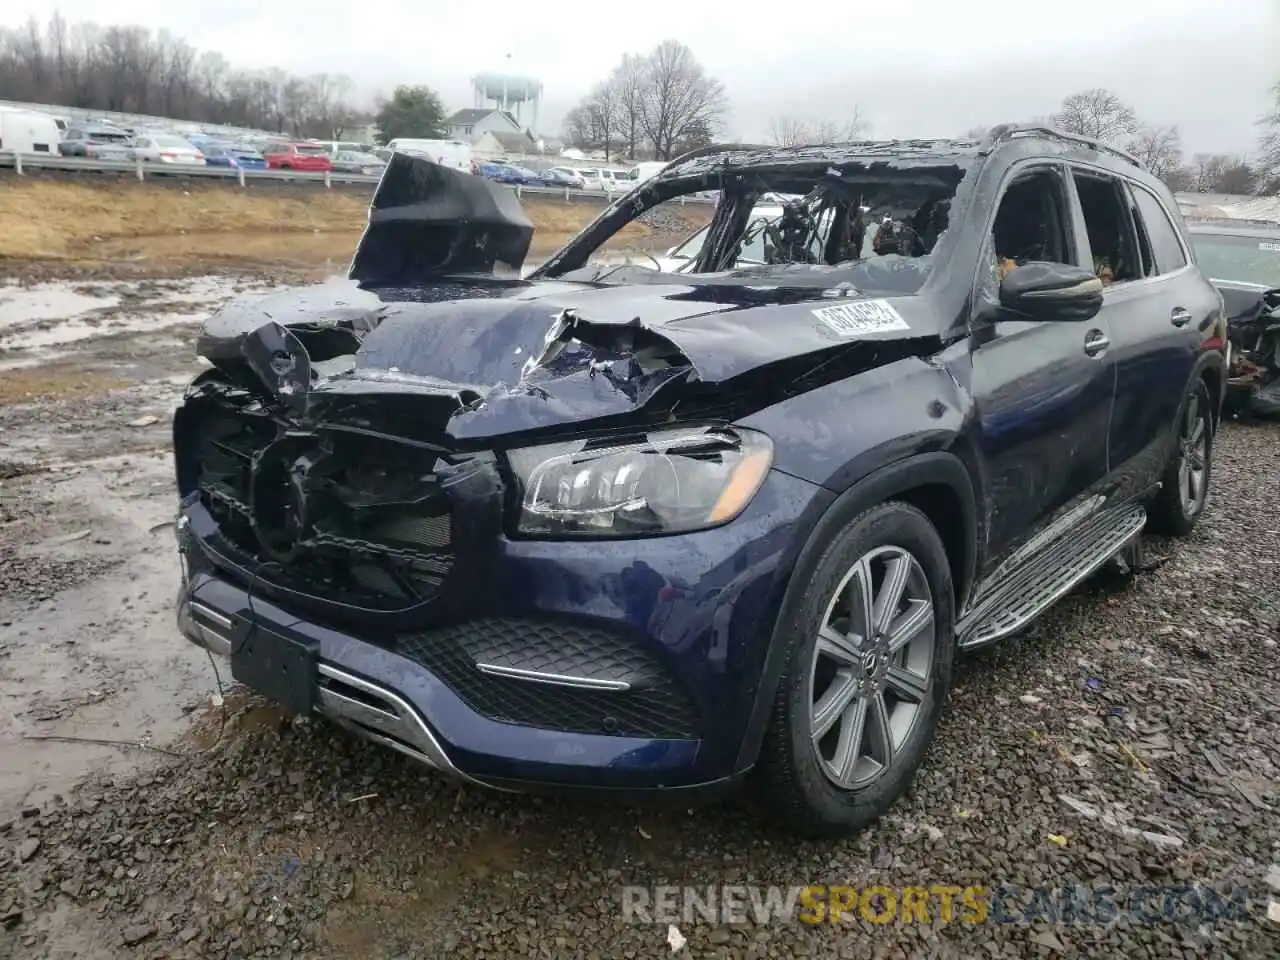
top-left (535, 142), bottom-right (970, 292)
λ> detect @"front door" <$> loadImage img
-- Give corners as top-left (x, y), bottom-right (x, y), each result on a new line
top-left (966, 161), bottom-right (1117, 589)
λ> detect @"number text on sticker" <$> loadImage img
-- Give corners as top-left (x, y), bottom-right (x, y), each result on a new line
top-left (812, 300), bottom-right (911, 337)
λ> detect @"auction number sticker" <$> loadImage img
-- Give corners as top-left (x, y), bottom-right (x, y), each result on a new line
top-left (1259, 241), bottom-right (1280, 252)
top-left (812, 300), bottom-right (911, 337)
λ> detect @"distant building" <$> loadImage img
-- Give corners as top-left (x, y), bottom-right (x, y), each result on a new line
top-left (342, 123), bottom-right (379, 145)
top-left (447, 109), bottom-right (524, 144)
top-left (472, 129), bottom-right (539, 158)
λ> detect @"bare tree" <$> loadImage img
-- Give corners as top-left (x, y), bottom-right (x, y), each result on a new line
top-left (563, 82), bottom-right (620, 158)
top-left (0, 14), bottom-right (364, 136)
top-left (768, 110), bottom-right (865, 146)
top-left (1258, 81), bottom-right (1280, 194)
top-left (1127, 125), bottom-right (1183, 179)
top-left (638, 40), bottom-right (726, 160)
top-left (1189, 154), bottom-right (1257, 195)
top-left (766, 116), bottom-right (805, 147)
top-left (1053, 88), bottom-right (1138, 143)
top-left (610, 54), bottom-right (647, 159)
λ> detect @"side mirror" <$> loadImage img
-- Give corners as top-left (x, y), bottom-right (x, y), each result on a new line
top-left (999, 261), bottom-right (1104, 322)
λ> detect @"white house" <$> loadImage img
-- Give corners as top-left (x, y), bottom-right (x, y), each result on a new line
top-left (472, 129), bottom-right (540, 159)
top-left (447, 109), bottom-right (524, 144)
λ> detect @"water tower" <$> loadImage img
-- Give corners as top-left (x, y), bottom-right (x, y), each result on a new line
top-left (472, 72), bottom-right (543, 134)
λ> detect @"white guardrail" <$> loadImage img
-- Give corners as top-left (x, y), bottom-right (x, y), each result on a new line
top-left (0, 152), bottom-right (716, 205)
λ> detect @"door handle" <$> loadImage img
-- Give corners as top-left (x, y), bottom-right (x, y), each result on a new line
top-left (1170, 307), bottom-right (1193, 327)
top-left (1083, 330), bottom-right (1110, 357)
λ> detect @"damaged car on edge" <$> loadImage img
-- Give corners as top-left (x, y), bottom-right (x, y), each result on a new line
top-left (1186, 219), bottom-right (1280, 418)
top-left (173, 125), bottom-right (1227, 837)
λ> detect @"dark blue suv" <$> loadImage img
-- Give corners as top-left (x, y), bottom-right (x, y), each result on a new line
top-left (173, 127), bottom-right (1227, 836)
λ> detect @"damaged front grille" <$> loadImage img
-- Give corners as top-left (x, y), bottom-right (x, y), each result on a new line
top-left (398, 618), bottom-right (701, 740)
top-left (186, 377), bottom-right (463, 613)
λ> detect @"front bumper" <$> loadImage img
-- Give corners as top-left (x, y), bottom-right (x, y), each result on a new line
top-left (175, 467), bottom-right (828, 793)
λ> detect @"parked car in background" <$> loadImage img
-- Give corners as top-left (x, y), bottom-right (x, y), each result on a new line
top-left (624, 161), bottom-right (669, 184)
top-left (477, 162), bottom-right (544, 185)
top-left (262, 141), bottom-right (333, 171)
top-left (0, 107), bottom-right (62, 155)
top-left (57, 123), bottom-right (133, 157)
top-left (385, 138), bottom-right (472, 172)
top-left (1187, 220), bottom-right (1280, 417)
top-left (311, 140), bottom-right (374, 156)
top-left (331, 150), bottom-right (385, 175)
top-left (202, 142), bottom-right (267, 170)
top-left (540, 166), bottom-right (587, 188)
top-left (130, 133), bottom-right (205, 165)
top-left (575, 167), bottom-right (632, 192)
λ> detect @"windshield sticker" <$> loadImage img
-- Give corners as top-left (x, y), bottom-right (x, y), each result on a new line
top-left (1260, 241), bottom-right (1280, 252)
top-left (812, 300), bottom-right (911, 337)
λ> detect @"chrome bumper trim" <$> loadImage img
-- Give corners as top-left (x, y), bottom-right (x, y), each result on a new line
top-left (475, 662), bottom-right (631, 691)
top-left (176, 597), bottom-right (505, 790)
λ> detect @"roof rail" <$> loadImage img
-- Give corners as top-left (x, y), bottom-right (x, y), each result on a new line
top-left (982, 123), bottom-right (1143, 169)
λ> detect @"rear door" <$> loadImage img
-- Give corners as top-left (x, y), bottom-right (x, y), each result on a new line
top-left (1068, 167), bottom-right (1214, 502)
top-left (968, 160), bottom-right (1117, 571)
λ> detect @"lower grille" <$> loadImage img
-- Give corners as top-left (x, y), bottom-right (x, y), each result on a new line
top-left (397, 618), bottom-right (700, 739)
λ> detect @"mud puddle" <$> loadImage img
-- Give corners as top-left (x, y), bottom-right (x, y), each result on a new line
top-left (0, 276), bottom-right (280, 368)
top-left (0, 272), bottom-right (296, 820)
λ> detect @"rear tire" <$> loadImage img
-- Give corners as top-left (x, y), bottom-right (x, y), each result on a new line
top-left (757, 501), bottom-right (954, 838)
top-left (1147, 379), bottom-right (1213, 536)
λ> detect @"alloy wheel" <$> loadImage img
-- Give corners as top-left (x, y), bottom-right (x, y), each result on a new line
top-left (1177, 393), bottom-right (1208, 516)
top-left (808, 545), bottom-right (936, 790)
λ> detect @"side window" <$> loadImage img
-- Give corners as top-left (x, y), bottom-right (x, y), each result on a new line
top-left (1130, 186), bottom-right (1188, 275)
top-left (984, 166), bottom-right (1075, 295)
top-left (1071, 171), bottom-right (1143, 286)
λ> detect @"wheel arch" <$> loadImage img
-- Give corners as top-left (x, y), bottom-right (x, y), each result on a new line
top-left (734, 450), bottom-right (978, 773)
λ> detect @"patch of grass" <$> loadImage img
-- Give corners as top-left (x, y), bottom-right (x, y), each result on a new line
top-left (0, 180), bottom-right (708, 271)
top-left (0, 363), bottom-right (130, 404)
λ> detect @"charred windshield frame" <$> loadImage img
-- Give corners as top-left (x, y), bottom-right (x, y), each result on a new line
top-left (529, 144), bottom-right (973, 290)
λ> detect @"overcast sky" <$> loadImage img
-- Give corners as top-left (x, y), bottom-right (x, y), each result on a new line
top-left (3, 1), bottom-right (1277, 155)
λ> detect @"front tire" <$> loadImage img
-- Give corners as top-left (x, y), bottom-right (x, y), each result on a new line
top-left (1147, 379), bottom-right (1213, 536)
top-left (757, 501), bottom-right (954, 838)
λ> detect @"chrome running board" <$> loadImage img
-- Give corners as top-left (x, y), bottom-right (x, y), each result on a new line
top-left (957, 503), bottom-right (1147, 650)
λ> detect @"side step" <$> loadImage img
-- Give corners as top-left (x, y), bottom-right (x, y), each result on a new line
top-left (956, 503), bottom-right (1147, 650)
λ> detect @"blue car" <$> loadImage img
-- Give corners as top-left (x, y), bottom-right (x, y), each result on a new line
top-left (477, 162), bottom-right (544, 185)
top-left (202, 142), bottom-right (267, 170)
top-left (172, 138), bottom-right (1225, 837)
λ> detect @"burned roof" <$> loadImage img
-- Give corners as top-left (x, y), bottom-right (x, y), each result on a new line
top-left (656, 139), bottom-right (986, 183)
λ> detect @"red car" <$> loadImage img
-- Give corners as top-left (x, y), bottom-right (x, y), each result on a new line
top-left (262, 141), bottom-right (333, 171)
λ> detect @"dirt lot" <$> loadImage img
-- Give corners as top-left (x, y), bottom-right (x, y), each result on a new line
top-left (1, 186), bottom-right (1278, 958)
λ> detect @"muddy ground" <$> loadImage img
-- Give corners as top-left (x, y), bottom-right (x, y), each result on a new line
top-left (1, 220), bottom-right (1279, 957)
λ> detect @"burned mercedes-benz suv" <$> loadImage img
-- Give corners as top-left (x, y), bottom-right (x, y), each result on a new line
top-left (174, 126), bottom-right (1226, 836)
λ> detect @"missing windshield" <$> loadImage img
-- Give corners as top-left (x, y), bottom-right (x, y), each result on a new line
top-left (540, 154), bottom-right (967, 294)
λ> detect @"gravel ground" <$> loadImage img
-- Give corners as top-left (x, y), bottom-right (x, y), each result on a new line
top-left (1, 279), bottom-right (1278, 958)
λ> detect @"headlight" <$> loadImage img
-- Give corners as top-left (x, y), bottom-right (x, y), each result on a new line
top-left (508, 426), bottom-right (773, 538)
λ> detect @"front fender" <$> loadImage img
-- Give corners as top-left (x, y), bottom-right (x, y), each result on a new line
top-left (736, 355), bottom-right (969, 492)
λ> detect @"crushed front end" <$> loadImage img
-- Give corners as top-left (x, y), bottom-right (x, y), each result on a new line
top-left (1223, 286), bottom-right (1280, 416)
top-left (171, 342), bottom-right (823, 792)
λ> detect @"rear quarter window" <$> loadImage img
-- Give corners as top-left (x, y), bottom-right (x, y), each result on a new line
top-left (1131, 187), bottom-right (1188, 274)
